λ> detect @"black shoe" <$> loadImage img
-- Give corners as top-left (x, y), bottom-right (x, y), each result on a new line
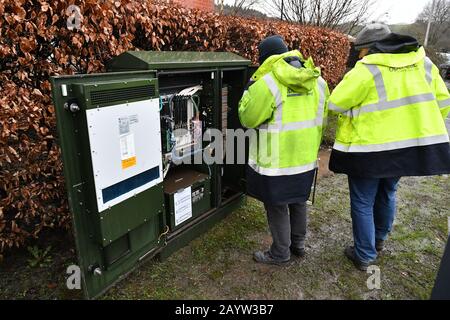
top-left (344, 246), bottom-right (370, 271)
top-left (253, 251), bottom-right (290, 266)
top-left (290, 247), bottom-right (306, 258)
top-left (375, 239), bottom-right (385, 252)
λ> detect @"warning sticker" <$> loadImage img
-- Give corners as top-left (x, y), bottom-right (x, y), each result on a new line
top-left (119, 117), bottom-right (130, 135)
top-left (121, 156), bottom-right (137, 169)
top-left (120, 133), bottom-right (136, 169)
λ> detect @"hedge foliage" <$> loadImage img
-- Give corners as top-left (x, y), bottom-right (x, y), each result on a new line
top-left (0, 0), bottom-right (350, 258)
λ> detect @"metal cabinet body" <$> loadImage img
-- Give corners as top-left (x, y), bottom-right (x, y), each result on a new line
top-left (51, 52), bottom-right (251, 298)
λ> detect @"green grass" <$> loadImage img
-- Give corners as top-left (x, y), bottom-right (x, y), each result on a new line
top-left (1, 173), bottom-right (448, 300)
top-left (103, 174), bottom-right (448, 300)
top-left (190, 199), bottom-right (267, 262)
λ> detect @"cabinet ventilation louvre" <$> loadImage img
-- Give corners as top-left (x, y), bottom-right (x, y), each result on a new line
top-left (90, 85), bottom-right (156, 105)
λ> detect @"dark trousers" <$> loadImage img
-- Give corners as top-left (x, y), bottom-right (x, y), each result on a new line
top-left (264, 202), bottom-right (308, 261)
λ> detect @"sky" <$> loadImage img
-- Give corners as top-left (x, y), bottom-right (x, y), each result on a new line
top-left (368, 0), bottom-right (429, 24)
top-left (223, 0), bottom-right (430, 24)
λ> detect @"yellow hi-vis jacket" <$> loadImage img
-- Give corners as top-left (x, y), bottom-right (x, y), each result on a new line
top-left (239, 50), bottom-right (329, 176)
top-left (238, 50), bottom-right (329, 205)
top-left (329, 46), bottom-right (450, 177)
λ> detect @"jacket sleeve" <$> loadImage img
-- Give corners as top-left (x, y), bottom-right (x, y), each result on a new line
top-left (323, 79), bottom-right (330, 127)
top-left (431, 64), bottom-right (450, 119)
top-left (328, 64), bottom-right (371, 115)
top-left (238, 79), bottom-right (276, 129)
top-left (318, 78), bottom-right (331, 144)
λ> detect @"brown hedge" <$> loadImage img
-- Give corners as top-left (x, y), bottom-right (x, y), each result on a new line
top-left (0, 0), bottom-right (350, 258)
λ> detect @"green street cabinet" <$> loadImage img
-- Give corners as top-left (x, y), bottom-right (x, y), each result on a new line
top-left (51, 51), bottom-right (252, 299)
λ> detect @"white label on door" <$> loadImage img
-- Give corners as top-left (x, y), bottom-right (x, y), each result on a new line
top-left (174, 187), bottom-right (192, 226)
top-left (120, 133), bottom-right (136, 169)
top-left (119, 117), bottom-right (130, 135)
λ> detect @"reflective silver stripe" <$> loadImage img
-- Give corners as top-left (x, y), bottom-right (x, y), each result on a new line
top-left (248, 159), bottom-right (318, 176)
top-left (317, 77), bottom-right (327, 122)
top-left (438, 98), bottom-right (450, 109)
top-left (260, 111), bottom-right (324, 132)
top-left (263, 118), bottom-right (319, 132)
top-left (260, 77), bottom-right (327, 132)
top-left (342, 62), bottom-right (438, 118)
top-left (365, 64), bottom-right (387, 101)
top-left (424, 57), bottom-right (433, 84)
top-left (263, 74), bottom-right (283, 123)
top-left (351, 93), bottom-right (436, 117)
top-left (329, 102), bottom-right (347, 113)
top-left (333, 134), bottom-right (450, 153)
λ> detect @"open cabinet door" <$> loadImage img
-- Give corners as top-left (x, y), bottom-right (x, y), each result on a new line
top-left (51, 71), bottom-right (166, 299)
top-left (220, 66), bottom-right (257, 197)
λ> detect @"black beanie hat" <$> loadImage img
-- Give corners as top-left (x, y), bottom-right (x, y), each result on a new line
top-left (258, 35), bottom-right (289, 65)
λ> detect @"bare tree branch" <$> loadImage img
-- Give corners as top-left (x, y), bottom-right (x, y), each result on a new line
top-left (263, 0), bottom-right (374, 33)
top-left (215, 0), bottom-right (261, 15)
top-left (417, 0), bottom-right (450, 46)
